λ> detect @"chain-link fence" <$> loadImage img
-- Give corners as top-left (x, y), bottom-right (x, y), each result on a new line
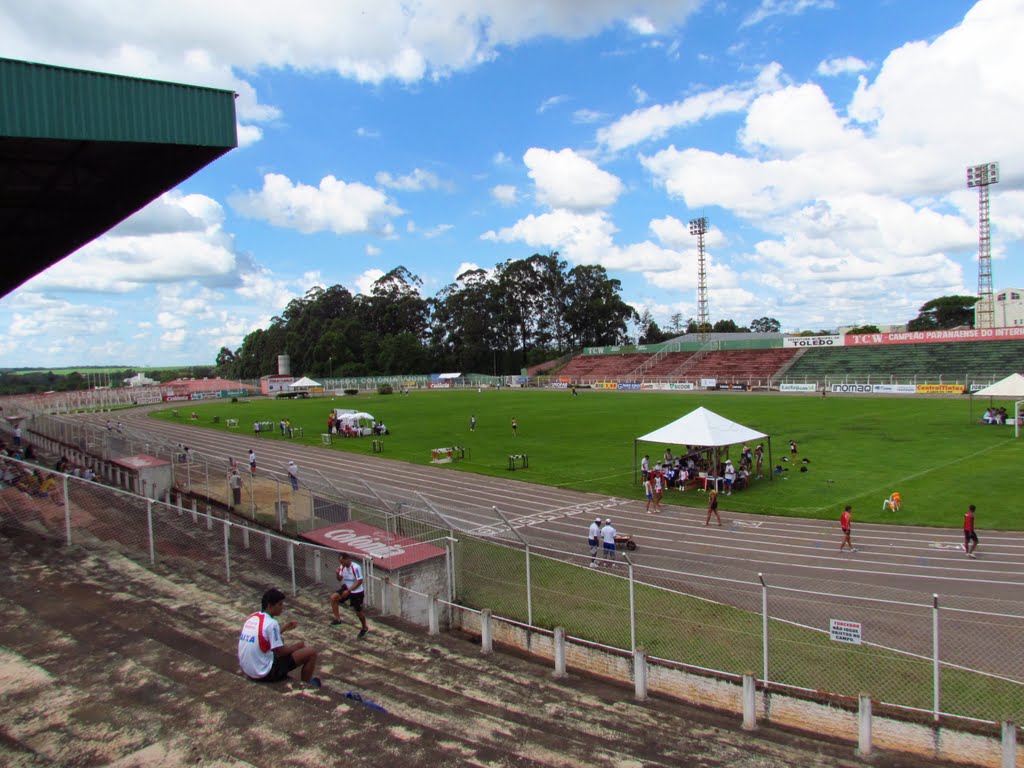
top-left (1, 418), bottom-right (1022, 730)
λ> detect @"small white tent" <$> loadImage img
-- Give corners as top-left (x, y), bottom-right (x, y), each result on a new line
top-left (634, 406), bottom-right (772, 483)
top-left (291, 376), bottom-right (321, 388)
top-left (972, 373), bottom-right (1024, 436)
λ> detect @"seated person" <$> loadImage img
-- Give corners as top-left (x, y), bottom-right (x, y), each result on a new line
top-left (982, 408), bottom-right (995, 424)
top-left (736, 467), bottom-right (750, 490)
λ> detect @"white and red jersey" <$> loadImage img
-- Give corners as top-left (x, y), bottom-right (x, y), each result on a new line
top-left (238, 611), bottom-right (283, 679)
top-left (337, 561), bottom-right (364, 594)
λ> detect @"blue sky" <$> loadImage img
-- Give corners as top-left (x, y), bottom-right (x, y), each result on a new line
top-left (2, 0), bottom-right (1022, 368)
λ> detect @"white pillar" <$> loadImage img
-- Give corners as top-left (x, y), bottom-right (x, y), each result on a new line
top-left (633, 647), bottom-right (648, 701)
top-left (742, 674), bottom-right (757, 731)
top-left (857, 694), bottom-right (872, 757)
top-left (428, 597), bottom-right (440, 636)
top-left (553, 627), bottom-right (567, 679)
top-left (480, 609), bottom-right (493, 654)
top-left (1003, 721), bottom-right (1017, 768)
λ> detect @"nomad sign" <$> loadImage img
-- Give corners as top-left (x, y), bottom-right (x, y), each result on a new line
top-left (829, 619), bottom-right (863, 645)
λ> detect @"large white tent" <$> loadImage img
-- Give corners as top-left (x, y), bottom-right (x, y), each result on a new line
top-left (291, 376), bottom-right (321, 388)
top-left (634, 406), bottom-right (772, 483)
top-left (971, 373), bottom-right (1024, 436)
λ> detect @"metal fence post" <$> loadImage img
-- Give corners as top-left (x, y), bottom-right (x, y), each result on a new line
top-left (759, 573), bottom-right (769, 683)
top-left (63, 476), bottom-right (72, 547)
top-left (146, 499), bottom-right (155, 565)
top-left (933, 593), bottom-right (941, 721)
top-left (288, 542), bottom-right (297, 596)
top-left (626, 554), bottom-right (636, 653)
top-left (223, 519), bottom-right (231, 582)
top-left (525, 544), bottom-right (533, 627)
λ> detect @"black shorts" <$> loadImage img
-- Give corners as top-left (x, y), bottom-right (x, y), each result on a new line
top-left (335, 590), bottom-right (365, 612)
top-left (257, 652), bottom-right (297, 683)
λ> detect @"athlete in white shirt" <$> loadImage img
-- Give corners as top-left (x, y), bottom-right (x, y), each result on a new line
top-left (600, 519), bottom-right (617, 564)
top-left (329, 552), bottom-right (369, 638)
top-left (587, 517), bottom-right (602, 567)
top-left (238, 588), bottom-right (320, 688)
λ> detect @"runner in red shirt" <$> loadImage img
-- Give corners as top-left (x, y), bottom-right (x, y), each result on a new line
top-left (838, 505), bottom-right (856, 552)
top-left (963, 504), bottom-right (979, 558)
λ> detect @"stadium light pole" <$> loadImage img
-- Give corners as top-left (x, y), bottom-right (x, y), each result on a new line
top-left (689, 216), bottom-right (710, 344)
top-left (966, 161), bottom-right (999, 329)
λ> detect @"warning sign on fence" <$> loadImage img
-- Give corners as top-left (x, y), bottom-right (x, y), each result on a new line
top-left (829, 619), bottom-right (863, 644)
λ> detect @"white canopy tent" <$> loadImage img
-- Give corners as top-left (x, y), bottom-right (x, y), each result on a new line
top-left (971, 373), bottom-right (1024, 437)
top-left (291, 376), bottom-right (321, 388)
top-left (634, 406), bottom-right (772, 483)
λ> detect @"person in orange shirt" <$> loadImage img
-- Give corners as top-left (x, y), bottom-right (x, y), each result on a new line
top-left (839, 505), bottom-right (856, 552)
top-left (882, 492), bottom-right (901, 512)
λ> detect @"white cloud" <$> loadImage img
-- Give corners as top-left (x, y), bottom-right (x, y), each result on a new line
top-left (454, 262), bottom-right (483, 279)
top-left (355, 269), bottom-right (386, 295)
top-left (573, 108), bottom-right (608, 124)
top-left (375, 168), bottom-right (453, 192)
top-left (157, 311), bottom-right (187, 330)
top-left (493, 151), bottom-right (511, 165)
top-left (422, 224), bottom-right (454, 238)
top-left (491, 185), bottom-right (518, 206)
top-left (631, 84), bottom-right (649, 105)
top-left (5, 294), bottom-right (117, 340)
top-left (231, 173), bottom-right (403, 235)
top-left (236, 123), bottom-right (263, 148)
top-left (649, 216), bottom-right (727, 250)
top-left (160, 328), bottom-right (187, 347)
top-left (366, 244), bottom-right (381, 256)
top-left (538, 94), bottom-right (568, 113)
top-left (355, 127), bottom-right (380, 139)
top-left (523, 148), bottom-right (623, 211)
top-left (627, 16), bottom-right (657, 35)
top-left (596, 62), bottom-right (784, 152)
top-left (816, 55), bottom-right (869, 77)
top-left (741, 0), bottom-right (836, 28)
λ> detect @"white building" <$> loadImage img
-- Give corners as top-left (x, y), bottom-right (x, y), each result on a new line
top-left (989, 288), bottom-right (1024, 327)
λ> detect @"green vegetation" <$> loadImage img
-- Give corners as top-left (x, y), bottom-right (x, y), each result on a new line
top-left (151, 389), bottom-right (1024, 530)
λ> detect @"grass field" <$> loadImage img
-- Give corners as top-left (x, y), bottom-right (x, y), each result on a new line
top-left (151, 389), bottom-right (1024, 530)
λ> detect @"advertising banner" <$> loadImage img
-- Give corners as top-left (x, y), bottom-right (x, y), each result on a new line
top-left (617, 382), bottom-right (641, 391)
top-left (779, 383), bottom-right (818, 392)
top-left (669, 382), bottom-right (695, 391)
top-left (700, 378), bottom-right (717, 388)
top-left (784, 335), bottom-right (844, 348)
top-left (641, 383), bottom-right (659, 390)
top-left (871, 384), bottom-right (917, 394)
top-left (915, 383), bottom-right (965, 395)
top-left (847, 327), bottom-right (1024, 346)
top-left (830, 383), bottom-right (873, 394)
top-left (550, 381), bottom-right (568, 389)
top-left (716, 383), bottom-right (749, 391)
top-left (596, 382), bottom-right (618, 390)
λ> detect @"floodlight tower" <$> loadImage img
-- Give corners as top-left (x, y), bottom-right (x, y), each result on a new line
top-left (967, 161), bottom-right (999, 329)
top-left (689, 216), bottom-right (710, 343)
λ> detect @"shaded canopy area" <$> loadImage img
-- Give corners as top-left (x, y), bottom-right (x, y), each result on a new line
top-left (971, 373), bottom-right (1024, 437)
top-left (0, 57), bottom-right (236, 297)
top-left (633, 406), bottom-right (772, 483)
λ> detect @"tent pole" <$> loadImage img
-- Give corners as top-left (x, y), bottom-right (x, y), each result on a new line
top-left (633, 440), bottom-right (638, 484)
top-left (768, 437), bottom-right (773, 482)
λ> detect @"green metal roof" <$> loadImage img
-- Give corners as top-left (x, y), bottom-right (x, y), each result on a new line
top-left (0, 58), bottom-right (237, 297)
top-left (0, 57), bottom-right (237, 147)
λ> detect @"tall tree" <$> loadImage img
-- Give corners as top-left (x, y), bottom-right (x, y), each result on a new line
top-left (750, 316), bottom-right (781, 333)
top-left (907, 295), bottom-right (979, 331)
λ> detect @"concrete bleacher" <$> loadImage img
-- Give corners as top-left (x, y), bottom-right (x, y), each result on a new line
top-left (0, 524), bottom-right (904, 767)
top-left (784, 339), bottom-right (1024, 380)
top-left (556, 352), bottom-right (649, 380)
top-left (681, 349), bottom-right (799, 380)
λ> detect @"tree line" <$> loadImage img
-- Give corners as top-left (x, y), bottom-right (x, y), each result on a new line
top-left (217, 254), bottom-right (638, 379)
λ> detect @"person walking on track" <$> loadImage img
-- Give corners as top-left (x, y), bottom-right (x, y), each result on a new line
top-left (600, 518), bottom-right (617, 565)
top-left (705, 489), bottom-right (721, 526)
top-left (588, 517), bottom-right (601, 567)
top-left (839, 505), bottom-right (856, 552)
top-left (964, 504), bottom-right (979, 558)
